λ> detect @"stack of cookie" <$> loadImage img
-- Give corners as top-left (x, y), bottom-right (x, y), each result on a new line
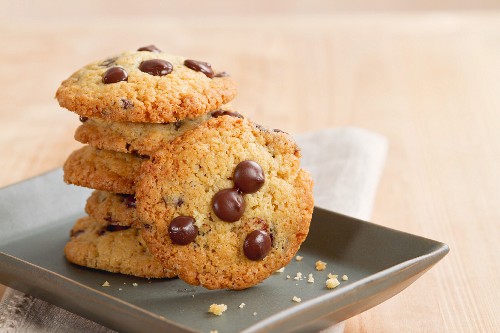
top-left (57, 46), bottom-right (314, 289)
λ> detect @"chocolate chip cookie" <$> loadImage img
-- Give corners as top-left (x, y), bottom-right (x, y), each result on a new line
top-left (75, 107), bottom-right (243, 155)
top-left (136, 116), bottom-right (314, 289)
top-left (85, 190), bottom-right (139, 228)
top-left (56, 46), bottom-right (237, 123)
top-left (63, 146), bottom-right (145, 194)
top-left (64, 216), bottom-right (176, 278)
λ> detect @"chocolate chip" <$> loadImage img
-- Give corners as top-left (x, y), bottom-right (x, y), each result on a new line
top-left (119, 194), bottom-right (136, 208)
top-left (102, 67), bottom-right (128, 84)
top-left (97, 229), bottom-right (106, 236)
top-left (121, 99), bottom-right (133, 109)
top-left (211, 110), bottom-right (244, 119)
top-left (212, 188), bottom-right (245, 222)
top-left (176, 198), bottom-right (184, 207)
top-left (137, 45), bottom-right (161, 52)
top-left (106, 224), bottom-right (131, 232)
top-left (131, 150), bottom-right (150, 159)
top-left (100, 57), bottom-right (118, 67)
top-left (70, 229), bottom-right (84, 237)
top-left (173, 121), bottom-right (183, 130)
top-left (79, 116), bottom-right (88, 123)
top-left (184, 59), bottom-right (214, 78)
top-left (104, 215), bottom-right (113, 223)
top-left (143, 223), bottom-right (152, 230)
top-left (139, 59), bottom-right (173, 76)
top-left (168, 216), bottom-right (198, 245)
top-left (214, 72), bottom-right (229, 77)
top-left (125, 143), bottom-right (131, 151)
top-left (233, 160), bottom-right (265, 194)
top-left (244, 230), bottom-right (272, 261)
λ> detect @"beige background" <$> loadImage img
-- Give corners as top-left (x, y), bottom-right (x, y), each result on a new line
top-left (0, 1), bottom-right (499, 332)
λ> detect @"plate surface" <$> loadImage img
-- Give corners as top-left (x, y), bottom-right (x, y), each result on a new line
top-left (0, 170), bottom-right (449, 333)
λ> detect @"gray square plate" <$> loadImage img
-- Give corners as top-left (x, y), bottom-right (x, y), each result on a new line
top-left (0, 169), bottom-right (449, 333)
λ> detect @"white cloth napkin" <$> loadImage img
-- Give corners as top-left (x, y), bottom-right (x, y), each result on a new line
top-left (0, 127), bottom-right (388, 333)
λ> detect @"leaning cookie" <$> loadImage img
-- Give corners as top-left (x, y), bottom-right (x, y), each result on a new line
top-left (75, 107), bottom-right (243, 155)
top-left (63, 146), bottom-right (145, 194)
top-left (56, 46), bottom-right (237, 123)
top-left (64, 216), bottom-right (176, 278)
top-left (85, 190), bottom-right (139, 228)
top-left (136, 116), bottom-right (314, 290)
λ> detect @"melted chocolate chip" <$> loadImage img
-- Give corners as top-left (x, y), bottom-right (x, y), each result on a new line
top-left (214, 71), bottom-right (229, 77)
top-left (79, 116), bottom-right (88, 123)
top-left (106, 224), bottom-right (131, 232)
top-left (233, 160), bottom-right (265, 194)
top-left (244, 230), bottom-right (272, 261)
top-left (137, 45), bottom-right (161, 52)
top-left (184, 59), bottom-right (214, 78)
top-left (102, 67), bottom-right (128, 84)
top-left (211, 110), bottom-right (244, 119)
top-left (139, 59), bottom-right (173, 76)
top-left (168, 216), bottom-right (198, 245)
top-left (121, 99), bottom-right (133, 109)
top-left (100, 57), bottom-right (118, 67)
top-left (212, 188), bottom-right (245, 222)
top-left (70, 229), bottom-right (84, 237)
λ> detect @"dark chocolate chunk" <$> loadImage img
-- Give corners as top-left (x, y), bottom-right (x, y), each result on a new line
top-left (106, 224), bottom-right (131, 232)
top-left (79, 116), bottom-right (88, 123)
top-left (139, 59), bottom-right (173, 76)
top-left (244, 230), bottom-right (272, 261)
top-left (212, 188), bottom-right (245, 222)
top-left (233, 160), bottom-right (265, 194)
top-left (100, 57), bottom-right (118, 67)
top-left (214, 71), bottom-right (229, 77)
top-left (102, 67), bottom-right (128, 84)
top-left (211, 110), bottom-right (244, 119)
top-left (121, 99), bottom-right (133, 109)
top-left (168, 216), bottom-right (198, 245)
top-left (137, 45), bottom-right (161, 52)
top-left (184, 59), bottom-right (214, 78)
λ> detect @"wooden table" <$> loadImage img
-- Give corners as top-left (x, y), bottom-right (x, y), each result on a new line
top-left (0, 6), bottom-right (498, 332)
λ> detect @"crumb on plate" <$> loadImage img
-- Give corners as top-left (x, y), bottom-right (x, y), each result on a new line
top-left (316, 260), bottom-right (327, 271)
top-left (102, 281), bottom-right (110, 287)
top-left (326, 277), bottom-right (340, 289)
top-left (209, 304), bottom-right (227, 316)
top-left (292, 296), bottom-right (302, 303)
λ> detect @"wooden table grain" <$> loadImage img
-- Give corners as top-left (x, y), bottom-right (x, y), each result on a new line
top-left (0, 7), bottom-right (499, 333)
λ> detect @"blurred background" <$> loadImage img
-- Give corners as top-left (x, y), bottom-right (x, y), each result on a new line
top-left (1, 1), bottom-right (499, 332)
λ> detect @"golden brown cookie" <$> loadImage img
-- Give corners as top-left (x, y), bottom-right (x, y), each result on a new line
top-left (85, 190), bottom-right (139, 228)
top-left (56, 47), bottom-right (237, 123)
top-left (64, 216), bottom-right (175, 278)
top-left (63, 146), bottom-right (144, 194)
top-left (75, 107), bottom-right (243, 155)
top-left (136, 116), bottom-right (314, 289)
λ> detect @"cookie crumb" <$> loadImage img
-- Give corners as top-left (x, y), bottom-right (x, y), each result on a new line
top-left (328, 273), bottom-right (338, 279)
top-left (342, 274), bottom-right (349, 281)
top-left (275, 267), bottom-right (285, 273)
top-left (118, 288), bottom-right (123, 291)
top-left (292, 296), bottom-right (302, 303)
top-left (132, 283), bottom-right (138, 287)
top-left (192, 295), bottom-right (195, 298)
top-left (286, 275), bottom-right (291, 279)
top-left (315, 260), bottom-right (327, 271)
top-left (295, 255), bottom-right (303, 261)
top-left (326, 277), bottom-right (340, 289)
top-left (253, 312), bottom-right (257, 316)
top-left (102, 281), bottom-right (110, 287)
top-left (209, 304), bottom-right (227, 316)
top-left (210, 330), bottom-right (218, 333)
top-left (294, 272), bottom-right (303, 281)
top-left (307, 273), bottom-right (314, 283)
top-left (239, 303), bottom-right (246, 309)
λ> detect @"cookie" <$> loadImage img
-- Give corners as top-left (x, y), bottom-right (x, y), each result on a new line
top-left (85, 190), bottom-right (139, 228)
top-left (63, 146), bottom-right (144, 194)
top-left (136, 116), bottom-right (314, 289)
top-left (64, 216), bottom-right (176, 278)
top-left (56, 46), bottom-right (237, 123)
top-left (75, 107), bottom-right (243, 155)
